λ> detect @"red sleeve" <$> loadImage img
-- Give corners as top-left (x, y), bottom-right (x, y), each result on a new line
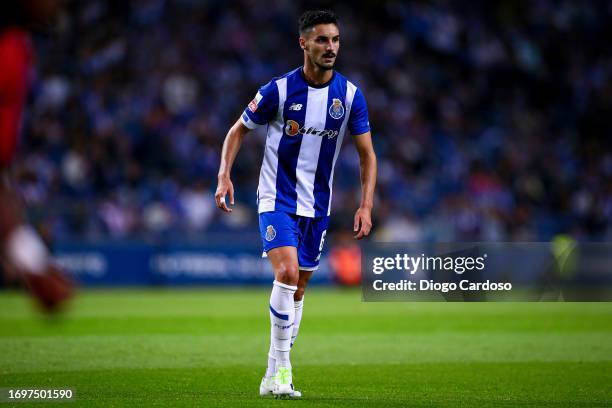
top-left (0, 29), bottom-right (31, 167)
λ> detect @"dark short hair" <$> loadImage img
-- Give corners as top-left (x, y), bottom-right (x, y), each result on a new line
top-left (298, 10), bottom-right (338, 35)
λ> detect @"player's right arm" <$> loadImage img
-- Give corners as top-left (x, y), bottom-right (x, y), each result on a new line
top-left (215, 120), bottom-right (251, 212)
top-left (215, 80), bottom-right (280, 213)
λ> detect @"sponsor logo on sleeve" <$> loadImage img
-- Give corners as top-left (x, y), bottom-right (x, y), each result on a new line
top-left (248, 92), bottom-right (263, 113)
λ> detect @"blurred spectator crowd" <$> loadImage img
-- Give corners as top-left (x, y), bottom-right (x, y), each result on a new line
top-left (14, 0), bottom-right (612, 243)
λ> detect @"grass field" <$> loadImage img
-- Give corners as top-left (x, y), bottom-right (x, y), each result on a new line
top-left (1, 288), bottom-right (611, 407)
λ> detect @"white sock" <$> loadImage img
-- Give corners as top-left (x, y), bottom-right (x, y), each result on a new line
top-left (291, 297), bottom-right (304, 348)
top-left (269, 280), bottom-right (296, 370)
top-left (266, 297), bottom-right (304, 377)
top-left (6, 226), bottom-right (48, 275)
top-left (265, 341), bottom-right (276, 378)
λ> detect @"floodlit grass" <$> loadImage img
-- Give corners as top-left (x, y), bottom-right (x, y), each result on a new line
top-left (1, 288), bottom-right (611, 407)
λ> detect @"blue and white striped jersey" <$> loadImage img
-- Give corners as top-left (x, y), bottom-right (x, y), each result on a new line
top-left (241, 67), bottom-right (370, 217)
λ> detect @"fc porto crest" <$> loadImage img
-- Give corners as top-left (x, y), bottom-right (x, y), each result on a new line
top-left (265, 225), bottom-right (276, 242)
top-left (329, 98), bottom-right (344, 119)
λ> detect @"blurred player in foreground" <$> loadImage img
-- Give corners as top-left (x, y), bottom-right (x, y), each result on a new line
top-left (0, 0), bottom-right (73, 312)
top-left (215, 10), bottom-right (377, 398)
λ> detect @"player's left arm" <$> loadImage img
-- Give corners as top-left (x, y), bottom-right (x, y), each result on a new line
top-left (353, 131), bottom-right (377, 239)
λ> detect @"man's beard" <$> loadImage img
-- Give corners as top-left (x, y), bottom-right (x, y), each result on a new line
top-left (315, 60), bottom-right (335, 71)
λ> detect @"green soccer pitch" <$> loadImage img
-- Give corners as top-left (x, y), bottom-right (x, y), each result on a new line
top-left (1, 288), bottom-right (611, 407)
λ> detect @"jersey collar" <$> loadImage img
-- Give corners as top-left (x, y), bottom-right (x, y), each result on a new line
top-left (300, 67), bottom-right (335, 89)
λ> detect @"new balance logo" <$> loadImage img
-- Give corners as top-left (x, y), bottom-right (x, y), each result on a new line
top-left (288, 103), bottom-right (302, 111)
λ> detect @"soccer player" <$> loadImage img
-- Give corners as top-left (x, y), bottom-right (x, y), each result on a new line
top-left (215, 10), bottom-right (376, 398)
top-left (0, 0), bottom-right (73, 312)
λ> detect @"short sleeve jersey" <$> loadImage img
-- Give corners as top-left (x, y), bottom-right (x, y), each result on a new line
top-left (241, 67), bottom-right (370, 217)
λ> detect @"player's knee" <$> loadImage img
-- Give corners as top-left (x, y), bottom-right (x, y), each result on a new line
top-left (294, 287), bottom-right (305, 301)
top-left (276, 263), bottom-right (299, 286)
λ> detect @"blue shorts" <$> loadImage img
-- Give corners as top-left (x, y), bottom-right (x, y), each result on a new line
top-left (259, 211), bottom-right (329, 271)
